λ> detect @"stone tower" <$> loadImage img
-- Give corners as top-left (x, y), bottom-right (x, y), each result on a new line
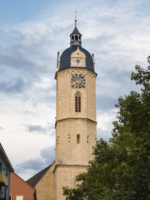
top-left (54, 18), bottom-right (97, 200)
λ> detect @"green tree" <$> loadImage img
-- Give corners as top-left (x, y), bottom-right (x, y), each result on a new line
top-left (63, 59), bottom-right (150, 200)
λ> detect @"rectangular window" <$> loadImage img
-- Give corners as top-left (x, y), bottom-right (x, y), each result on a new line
top-left (77, 134), bottom-right (80, 144)
top-left (16, 195), bottom-right (24, 200)
top-left (0, 163), bottom-right (2, 172)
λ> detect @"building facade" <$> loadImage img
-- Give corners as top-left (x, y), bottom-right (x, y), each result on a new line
top-left (10, 173), bottom-right (36, 200)
top-left (0, 143), bottom-right (14, 200)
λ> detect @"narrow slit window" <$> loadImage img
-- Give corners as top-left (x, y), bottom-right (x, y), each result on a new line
top-left (77, 134), bottom-right (80, 144)
top-left (75, 93), bottom-right (81, 112)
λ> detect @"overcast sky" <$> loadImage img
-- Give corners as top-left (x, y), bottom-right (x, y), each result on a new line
top-left (0, 0), bottom-right (150, 180)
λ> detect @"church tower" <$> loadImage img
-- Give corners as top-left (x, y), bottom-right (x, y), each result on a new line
top-left (54, 18), bottom-right (97, 200)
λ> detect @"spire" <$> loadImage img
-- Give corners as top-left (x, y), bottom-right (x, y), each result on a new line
top-left (70, 14), bottom-right (82, 46)
top-left (74, 10), bottom-right (77, 27)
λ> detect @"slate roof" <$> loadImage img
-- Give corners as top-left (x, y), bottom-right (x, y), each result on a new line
top-left (26, 164), bottom-right (52, 187)
top-left (0, 143), bottom-right (14, 172)
top-left (70, 27), bottom-right (82, 36)
top-left (59, 45), bottom-right (95, 72)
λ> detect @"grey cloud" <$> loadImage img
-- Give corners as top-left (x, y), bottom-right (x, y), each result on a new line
top-left (28, 125), bottom-right (47, 134)
top-left (0, 53), bottom-right (49, 79)
top-left (97, 95), bottom-right (117, 111)
top-left (0, 127), bottom-right (3, 130)
top-left (16, 146), bottom-right (55, 175)
top-left (0, 79), bottom-right (25, 93)
top-left (42, 94), bottom-right (56, 104)
top-left (97, 128), bottom-right (112, 142)
top-left (0, 54), bottom-right (34, 69)
top-left (40, 146), bottom-right (55, 164)
top-left (0, 26), bottom-right (55, 83)
top-left (16, 158), bottom-right (45, 172)
top-left (96, 67), bottom-right (134, 102)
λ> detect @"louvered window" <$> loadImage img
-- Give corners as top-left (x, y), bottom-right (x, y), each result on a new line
top-left (75, 92), bottom-right (81, 112)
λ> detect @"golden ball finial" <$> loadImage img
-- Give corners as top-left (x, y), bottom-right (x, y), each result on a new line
top-left (74, 17), bottom-right (78, 22)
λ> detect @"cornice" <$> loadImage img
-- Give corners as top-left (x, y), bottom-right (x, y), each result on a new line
top-left (55, 67), bottom-right (97, 79)
top-left (53, 163), bottom-right (89, 173)
top-left (55, 117), bottom-right (97, 128)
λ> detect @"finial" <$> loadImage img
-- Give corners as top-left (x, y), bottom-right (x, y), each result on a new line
top-left (74, 10), bottom-right (78, 27)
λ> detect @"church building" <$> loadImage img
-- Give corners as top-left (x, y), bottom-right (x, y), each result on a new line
top-left (27, 18), bottom-right (97, 200)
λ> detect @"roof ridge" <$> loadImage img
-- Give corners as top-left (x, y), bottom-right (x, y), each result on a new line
top-left (11, 172), bottom-right (35, 190)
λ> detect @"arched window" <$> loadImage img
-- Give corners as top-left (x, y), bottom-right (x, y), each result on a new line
top-left (75, 92), bottom-right (81, 112)
top-left (75, 35), bottom-right (78, 41)
top-left (77, 134), bottom-right (80, 144)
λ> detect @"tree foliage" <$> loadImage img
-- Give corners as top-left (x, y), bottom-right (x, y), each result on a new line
top-left (63, 62), bottom-right (150, 200)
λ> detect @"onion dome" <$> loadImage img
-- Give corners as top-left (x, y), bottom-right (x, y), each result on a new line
top-left (57, 18), bottom-right (95, 73)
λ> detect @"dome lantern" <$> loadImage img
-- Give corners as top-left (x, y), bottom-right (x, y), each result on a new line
top-left (70, 18), bottom-right (82, 46)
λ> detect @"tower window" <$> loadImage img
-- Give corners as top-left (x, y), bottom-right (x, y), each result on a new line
top-left (75, 92), bottom-right (81, 112)
top-left (75, 35), bottom-right (78, 41)
top-left (77, 134), bottom-right (80, 144)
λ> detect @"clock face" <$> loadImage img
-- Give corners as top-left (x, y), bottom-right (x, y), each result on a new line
top-left (71, 74), bottom-right (85, 88)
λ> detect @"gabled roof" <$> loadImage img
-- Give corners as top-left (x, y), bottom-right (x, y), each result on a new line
top-left (0, 143), bottom-right (14, 172)
top-left (11, 172), bottom-right (35, 190)
top-left (26, 164), bottom-right (52, 187)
